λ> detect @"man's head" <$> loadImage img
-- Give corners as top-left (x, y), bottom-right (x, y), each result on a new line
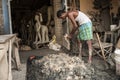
top-left (57, 10), bottom-right (67, 19)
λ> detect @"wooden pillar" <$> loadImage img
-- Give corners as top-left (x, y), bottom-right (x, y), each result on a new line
top-left (53, 0), bottom-right (63, 44)
top-left (0, 0), bottom-right (4, 34)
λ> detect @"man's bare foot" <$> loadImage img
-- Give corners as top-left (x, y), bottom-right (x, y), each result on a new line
top-left (88, 56), bottom-right (92, 64)
top-left (88, 59), bottom-right (92, 64)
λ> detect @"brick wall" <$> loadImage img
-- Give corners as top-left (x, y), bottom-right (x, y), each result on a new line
top-left (0, 0), bottom-right (4, 34)
top-left (53, 0), bottom-right (63, 44)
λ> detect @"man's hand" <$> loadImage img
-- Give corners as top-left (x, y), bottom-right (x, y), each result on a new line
top-left (64, 34), bottom-right (72, 39)
top-left (67, 34), bottom-right (72, 39)
top-left (70, 26), bottom-right (78, 36)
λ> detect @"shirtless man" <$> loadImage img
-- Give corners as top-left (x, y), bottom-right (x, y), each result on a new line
top-left (57, 10), bottom-right (93, 63)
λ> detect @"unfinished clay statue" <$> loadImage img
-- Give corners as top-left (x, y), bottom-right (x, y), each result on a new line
top-left (34, 13), bottom-right (42, 43)
top-left (46, 6), bottom-right (55, 37)
top-left (34, 12), bottom-right (49, 45)
top-left (39, 13), bottom-right (49, 43)
top-left (41, 25), bottom-right (49, 43)
top-left (46, 6), bottom-right (54, 26)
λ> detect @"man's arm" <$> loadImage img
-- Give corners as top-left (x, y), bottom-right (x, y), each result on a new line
top-left (68, 13), bottom-right (78, 38)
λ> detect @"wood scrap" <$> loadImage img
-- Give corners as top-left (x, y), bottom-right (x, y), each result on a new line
top-left (63, 34), bottom-right (70, 50)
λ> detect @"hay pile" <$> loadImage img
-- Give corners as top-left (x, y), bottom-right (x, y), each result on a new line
top-left (26, 53), bottom-right (94, 80)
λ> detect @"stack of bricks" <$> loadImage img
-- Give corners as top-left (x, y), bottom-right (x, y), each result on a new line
top-left (0, 0), bottom-right (4, 34)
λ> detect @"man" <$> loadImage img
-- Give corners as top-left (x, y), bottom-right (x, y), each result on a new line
top-left (57, 10), bottom-right (93, 63)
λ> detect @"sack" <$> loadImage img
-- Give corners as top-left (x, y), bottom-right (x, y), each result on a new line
top-left (116, 38), bottom-right (120, 49)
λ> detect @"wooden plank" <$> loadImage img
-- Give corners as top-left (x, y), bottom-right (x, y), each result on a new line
top-left (0, 34), bottom-right (18, 80)
top-left (62, 35), bottom-right (70, 50)
top-left (12, 40), bottom-right (21, 70)
top-left (0, 34), bottom-right (16, 43)
top-left (8, 40), bottom-right (12, 80)
top-left (0, 49), bottom-right (8, 80)
top-left (0, 44), bottom-right (5, 61)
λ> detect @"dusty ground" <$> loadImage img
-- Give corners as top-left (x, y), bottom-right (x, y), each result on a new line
top-left (12, 47), bottom-right (120, 80)
top-left (12, 47), bottom-right (62, 80)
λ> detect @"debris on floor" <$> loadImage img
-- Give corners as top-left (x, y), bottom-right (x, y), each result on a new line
top-left (11, 47), bottom-right (120, 80)
top-left (26, 53), bottom-right (94, 80)
top-left (20, 45), bottom-right (32, 51)
top-left (48, 35), bottom-right (61, 51)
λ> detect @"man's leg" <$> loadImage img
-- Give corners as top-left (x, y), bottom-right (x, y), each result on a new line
top-left (78, 40), bottom-right (82, 59)
top-left (87, 40), bottom-right (92, 63)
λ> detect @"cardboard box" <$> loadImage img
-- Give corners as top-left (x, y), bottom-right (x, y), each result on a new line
top-left (116, 38), bottom-right (120, 49)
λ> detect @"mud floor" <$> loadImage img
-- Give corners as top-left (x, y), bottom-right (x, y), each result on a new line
top-left (12, 47), bottom-right (120, 80)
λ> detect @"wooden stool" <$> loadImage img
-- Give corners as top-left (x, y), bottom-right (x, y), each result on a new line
top-left (104, 31), bottom-right (114, 43)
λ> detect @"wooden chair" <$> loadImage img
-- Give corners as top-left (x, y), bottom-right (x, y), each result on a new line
top-left (108, 26), bottom-right (120, 44)
top-left (93, 42), bottom-right (113, 59)
top-left (104, 31), bottom-right (114, 43)
top-left (92, 32), bottom-right (113, 60)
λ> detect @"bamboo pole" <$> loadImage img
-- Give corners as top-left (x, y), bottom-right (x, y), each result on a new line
top-left (8, 0), bottom-right (13, 34)
top-left (64, 0), bottom-right (69, 34)
top-left (95, 24), bottom-right (106, 61)
top-left (95, 33), bottom-right (106, 60)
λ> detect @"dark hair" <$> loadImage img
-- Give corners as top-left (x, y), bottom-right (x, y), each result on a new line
top-left (57, 10), bottom-right (65, 18)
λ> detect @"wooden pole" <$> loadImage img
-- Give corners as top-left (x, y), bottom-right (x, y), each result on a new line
top-left (95, 32), bottom-right (106, 61)
top-left (8, 40), bottom-right (12, 80)
top-left (72, 0), bottom-right (76, 10)
top-left (8, 0), bottom-right (13, 34)
top-left (94, 23), bottom-right (106, 61)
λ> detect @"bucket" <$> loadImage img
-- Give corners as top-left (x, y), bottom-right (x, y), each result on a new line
top-left (114, 48), bottom-right (120, 75)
